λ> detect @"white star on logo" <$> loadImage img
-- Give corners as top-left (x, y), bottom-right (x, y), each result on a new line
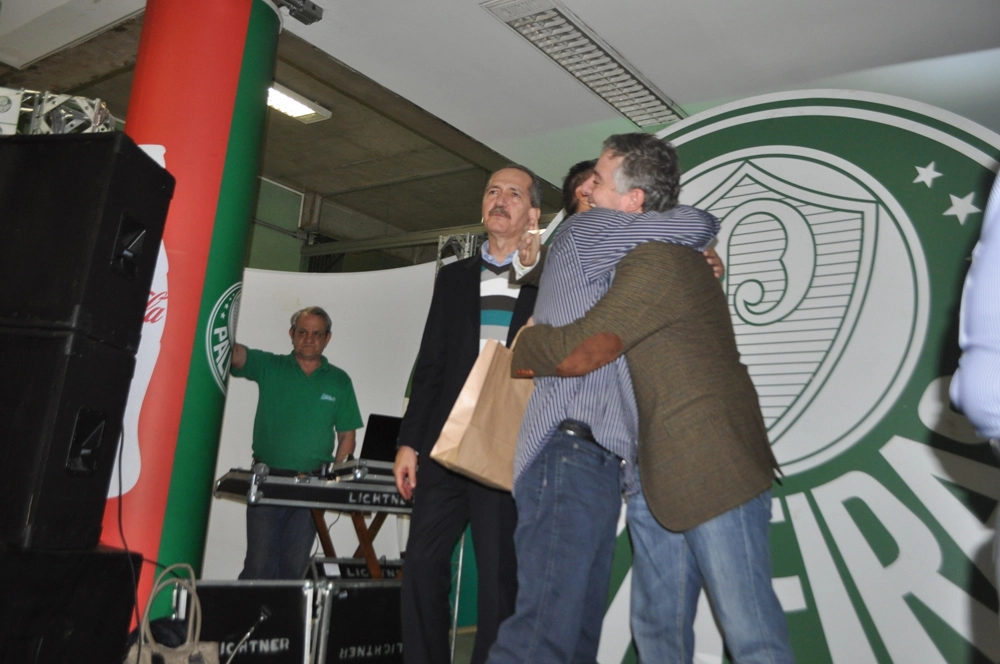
top-left (913, 162), bottom-right (942, 188)
top-left (943, 192), bottom-right (981, 225)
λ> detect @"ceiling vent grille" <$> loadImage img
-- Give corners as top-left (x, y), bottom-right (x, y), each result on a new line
top-left (481, 0), bottom-right (685, 127)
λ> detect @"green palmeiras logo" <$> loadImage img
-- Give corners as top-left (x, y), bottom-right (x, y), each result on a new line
top-left (206, 282), bottom-right (242, 394)
top-left (655, 91), bottom-right (1000, 664)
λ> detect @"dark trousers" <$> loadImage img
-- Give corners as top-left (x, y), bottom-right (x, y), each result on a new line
top-left (239, 504), bottom-right (316, 580)
top-left (401, 460), bottom-right (518, 664)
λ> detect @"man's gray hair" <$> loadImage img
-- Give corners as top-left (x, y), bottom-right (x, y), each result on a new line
top-left (489, 164), bottom-right (544, 209)
top-left (290, 306), bottom-right (332, 334)
top-left (602, 133), bottom-right (681, 212)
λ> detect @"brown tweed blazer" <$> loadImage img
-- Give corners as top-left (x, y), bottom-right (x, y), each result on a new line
top-left (512, 241), bottom-right (779, 531)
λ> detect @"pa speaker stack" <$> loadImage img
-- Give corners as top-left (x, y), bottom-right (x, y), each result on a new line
top-left (0, 132), bottom-right (174, 662)
top-left (0, 131), bottom-right (174, 551)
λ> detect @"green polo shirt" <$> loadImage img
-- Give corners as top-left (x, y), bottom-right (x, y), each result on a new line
top-left (232, 348), bottom-right (364, 472)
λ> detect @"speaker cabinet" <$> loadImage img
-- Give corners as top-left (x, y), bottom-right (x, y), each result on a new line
top-left (0, 132), bottom-right (175, 352)
top-left (186, 580), bottom-right (320, 664)
top-left (0, 545), bottom-right (141, 664)
top-left (0, 132), bottom-right (173, 551)
top-left (0, 327), bottom-right (136, 550)
top-left (320, 580), bottom-right (402, 663)
top-left (186, 579), bottom-right (404, 664)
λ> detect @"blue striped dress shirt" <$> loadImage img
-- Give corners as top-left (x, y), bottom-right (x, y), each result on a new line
top-left (952, 175), bottom-right (1000, 440)
top-left (514, 206), bottom-right (721, 490)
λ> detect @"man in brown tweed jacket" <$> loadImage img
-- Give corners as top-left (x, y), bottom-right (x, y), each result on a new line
top-left (512, 133), bottom-right (795, 663)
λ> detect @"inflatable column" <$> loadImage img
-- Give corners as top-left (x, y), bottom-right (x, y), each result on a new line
top-left (101, 0), bottom-right (281, 611)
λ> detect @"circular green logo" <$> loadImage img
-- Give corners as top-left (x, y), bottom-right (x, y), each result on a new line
top-left (684, 146), bottom-right (930, 474)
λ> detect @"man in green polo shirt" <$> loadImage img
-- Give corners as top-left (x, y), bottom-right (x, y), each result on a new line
top-left (231, 305), bottom-right (363, 579)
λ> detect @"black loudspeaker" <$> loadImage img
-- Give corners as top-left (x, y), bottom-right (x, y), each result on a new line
top-left (0, 545), bottom-right (141, 664)
top-left (0, 132), bottom-right (175, 352)
top-left (189, 580), bottom-right (320, 664)
top-left (320, 580), bottom-right (402, 663)
top-left (188, 579), bottom-right (404, 664)
top-left (0, 132), bottom-right (173, 551)
top-left (0, 328), bottom-right (136, 550)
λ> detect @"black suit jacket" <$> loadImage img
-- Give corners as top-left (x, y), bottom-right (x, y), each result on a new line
top-left (398, 255), bottom-right (538, 459)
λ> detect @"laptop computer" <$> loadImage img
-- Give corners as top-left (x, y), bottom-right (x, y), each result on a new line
top-left (358, 414), bottom-right (403, 463)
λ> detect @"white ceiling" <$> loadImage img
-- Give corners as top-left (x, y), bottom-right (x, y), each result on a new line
top-left (3, 0), bottom-right (999, 182)
top-left (0, 0), bottom-right (143, 68)
top-left (288, 0), bottom-right (1000, 137)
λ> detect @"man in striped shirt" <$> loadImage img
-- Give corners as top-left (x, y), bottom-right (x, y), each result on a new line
top-left (487, 136), bottom-right (721, 664)
top-left (497, 134), bottom-right (792, 663)
top-left (393, 166), bottom-right (542, 664)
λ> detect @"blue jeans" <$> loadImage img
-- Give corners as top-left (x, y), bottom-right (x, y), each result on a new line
top-left (240, 505), bottom-right (316, 579)
top-left (487, 428), bottom-right (623, 664)
top-left (628, 485), bottom-right (794, 663)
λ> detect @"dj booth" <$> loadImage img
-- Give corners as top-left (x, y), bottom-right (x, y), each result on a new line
top-left (180, 567), bottom-right (402, 664)
top-left (205, 415), bottom-right (407, 662)
top-left (215, 414), bottom-right (410, 580)
top-left (215, 464), bottom-right (408, 580)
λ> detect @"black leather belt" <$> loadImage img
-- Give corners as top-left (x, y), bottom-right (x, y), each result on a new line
top-left (558, 420), bottom-right (596, 444)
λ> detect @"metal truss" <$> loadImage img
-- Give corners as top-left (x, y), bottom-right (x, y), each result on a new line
top-left (436, 232), bottom-right (484, 274)
top-left (0, 86), bottom-right (117, 136)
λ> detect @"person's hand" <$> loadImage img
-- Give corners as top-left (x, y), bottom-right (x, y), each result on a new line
top-left (518, 217), bottom-right (541, 268)
top-left (394, 446), bottom-right (418, 500)
top-left (704, 247), bottom-right (725, 280)
top-left (231, 342), bottom-right (247, 371)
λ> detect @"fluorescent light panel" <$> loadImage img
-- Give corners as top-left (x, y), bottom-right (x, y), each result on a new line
top-left (267, 82), bottom-right (332, 124)
top-left (481, 0), bottom-right (685, 127)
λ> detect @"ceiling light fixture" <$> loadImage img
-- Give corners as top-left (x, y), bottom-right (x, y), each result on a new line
top-left (267, 83), bottom-right (332, 124)
top-left (481, 0), bottom-right (686, 127)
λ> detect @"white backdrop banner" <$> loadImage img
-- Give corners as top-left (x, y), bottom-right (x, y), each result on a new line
top-left (202, 261), bottom-right (436, 578)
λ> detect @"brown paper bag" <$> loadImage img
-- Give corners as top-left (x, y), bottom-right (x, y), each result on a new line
top-left (430, 338), bottom-right (534, 491)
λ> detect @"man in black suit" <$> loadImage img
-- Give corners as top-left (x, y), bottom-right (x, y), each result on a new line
top-left (393, 166), bottom-right (542, 664)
